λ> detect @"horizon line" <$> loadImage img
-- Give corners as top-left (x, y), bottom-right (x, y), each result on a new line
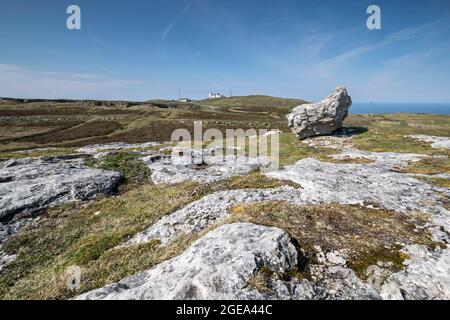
top-left (2, 96), bottom-right (450, 105)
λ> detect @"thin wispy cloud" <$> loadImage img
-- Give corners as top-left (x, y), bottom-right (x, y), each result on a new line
top-left (161, 2), bottom-right (192, 40)
top-left (355, 47), bottom-right (450, 102)
top-left (315, 20), bottom-right (447, 72)
top-left (0, 64), bottom-right (143, 99)
top-left (300, 32), bottom-right (336, 57)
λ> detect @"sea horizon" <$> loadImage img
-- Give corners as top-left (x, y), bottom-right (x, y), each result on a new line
top-left (350, 102), bottom-right (450, 115)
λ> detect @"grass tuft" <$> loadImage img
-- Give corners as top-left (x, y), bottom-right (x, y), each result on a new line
top-left (85, 152), bottom-right (152, 185)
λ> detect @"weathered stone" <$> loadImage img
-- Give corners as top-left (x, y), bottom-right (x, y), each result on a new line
top-left (287, 86), bottom-right (352, 139)
top-left (121, 186), bottom-right (303, 247)
top-left (0, 157), bottom-right (123, 221)
top-left (125, 149), bottom-right (449, 248)
top-left (311, 264), bottom-right (380, 300)
top-left (0, 252), bottom-right (16, 273)
top-left (409, 135), bottom-right (450, 150)
top-left (381, 245), bottom-right (450, 300)
top-left (308, 247), bottom-right (380, 300)
top-left (117, 147), bottom-right (449, 300)
top-left (266, 155), bottom-right (450, 242)
top-left (76, 223), bottom-right (315, 300)
top-left (76, 142), bottom-right (165, 154)
top-left (143, 147), bottom-right (271, 185)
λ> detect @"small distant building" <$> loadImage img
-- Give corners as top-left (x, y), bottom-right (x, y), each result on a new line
top-left (208, 92), bottom-right (224, 99)
top-left (178, 98), bottom-right (192, 102)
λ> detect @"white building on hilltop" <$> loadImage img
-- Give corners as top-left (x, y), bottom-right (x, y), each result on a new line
top-left (208, 92), bottom-right (224, 99)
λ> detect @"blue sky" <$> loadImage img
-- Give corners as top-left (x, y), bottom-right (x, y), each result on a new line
top-left (0, 0), bottom-right (449, 102)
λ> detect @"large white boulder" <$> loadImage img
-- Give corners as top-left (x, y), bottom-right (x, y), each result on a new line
top-left (287, 86), bottom-right (352, 139)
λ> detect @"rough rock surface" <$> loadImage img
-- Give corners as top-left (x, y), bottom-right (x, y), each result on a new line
top-left (122, 186), bottom-right (303, 247)
top-left (81, 223), bottom-right (381, 300)
top-left (125, 149), bottom-right (449, 248)
top-left (410, 135), bottom-right (450, 150)
top-left (115, 142), bottom-right (450, 300)
top-left (381, 245), bottom-right (450, 300)
top-left (76, 142), bottom-right (165, 154)
top-left (287, 87), bottom-right (352, 139)
top-left (76, 223), bottom-right (316, 300)
top-left (266, 155), bottom-right (450, 241)
top-left (0, 252), bottom-right (16, 273)
top-left (310, 247), bottom-right (380, 300)
top-left (143, 147), bottom-right (271, 185)
top-left (4, 130), bottom-right (450, 299)
top-left (0, 157), bottom-right (123, 221)
top-left (0, 156), bottom-right (122, 273)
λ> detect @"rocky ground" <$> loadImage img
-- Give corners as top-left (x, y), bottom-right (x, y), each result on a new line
top-left (0, 129), bottom-right (448, 300)
top-left (98, 132), bottom-right (448, 300)
top-left (0, 156), bottom-right (123, 273)
top-left (76, 223), bottom-right (317, 300)
top-left (143, 147), bottom-right (271, 185)
top-left (0, 104), bottom-right (449, 300)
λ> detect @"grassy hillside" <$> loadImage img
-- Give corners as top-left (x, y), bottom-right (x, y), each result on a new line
top-left (199, 95), bottom-right (307, 109)
top-left (1, 98), bottom-right (449, 160)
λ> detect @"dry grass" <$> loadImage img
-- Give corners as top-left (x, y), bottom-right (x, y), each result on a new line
top-left (415, 176), bottom-right (450, 188)
top-left (247, 267), bottom-right (275, 293)
top-left (346, 114), bottom-right (450, 155)
top-left (225, 201), bottom-right (440, 279)
top-left (0, 182), bottom-right (200, 299)
top-left (206, 170), bottom-right (301, 192)
top-left (0, 170), bottom-right (302, 300)
top-left (400, 157), bottom-right (450, 175)
top-left (20, 120), bottom-right (122, 144)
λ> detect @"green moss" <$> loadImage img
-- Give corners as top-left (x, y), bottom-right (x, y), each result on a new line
top-left (209, 170), bottom-right (301, 191)
top-left (346, 114), bottom-right (450, 155)
top-left (86, 151), bottom-right (152, 185)
top-left (347, 247), bottom-right (410, 279)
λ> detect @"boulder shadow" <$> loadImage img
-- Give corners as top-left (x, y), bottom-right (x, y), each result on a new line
top-left (333, 126), bottom-right (368, 137)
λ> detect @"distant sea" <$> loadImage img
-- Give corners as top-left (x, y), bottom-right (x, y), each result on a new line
top-left (350, 102), bottom-right (450, 115)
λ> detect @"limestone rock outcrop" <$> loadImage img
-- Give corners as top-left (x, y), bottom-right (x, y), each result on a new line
top-left (0, 157), bottom-right (122, 221)
top-left (76, 223), bottom-right (315, 300)
top-left (121, 186), bottom-right (303, 247)
top-left (380, 245), bottom-right (450, 300)
top-left (287, 86), bottom-right (352, 139)
top-left (143, 147), bottom-right (270, 185)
